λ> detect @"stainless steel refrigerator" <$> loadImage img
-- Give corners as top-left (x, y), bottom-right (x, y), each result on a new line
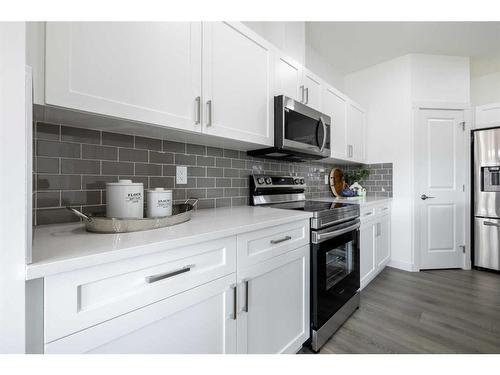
top-left (473, 127), bottom-right (500, 271)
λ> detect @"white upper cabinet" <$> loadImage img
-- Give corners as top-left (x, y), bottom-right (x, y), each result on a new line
top-left (302, 69), bottom-right (323, 111)
top-left (274, 54), bottom-right (303, 102)
top-left (45, 22), bottom-right (203, 133)
top-left (322, 85), bottom-right (348, 159)
top-left (347, 101), bottom-right (366, 162)
top-left (202, 22), bottom-right (274, 146)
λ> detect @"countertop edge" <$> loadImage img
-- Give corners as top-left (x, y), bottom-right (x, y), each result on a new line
top-left (26, 209), bottom-right (313, 280)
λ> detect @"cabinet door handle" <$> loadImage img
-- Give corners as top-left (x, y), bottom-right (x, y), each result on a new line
top-left (484, 221), bottom-right (500, 228)
top-left (145, 264), bottom-right (194, 283)
top-left (305, 87), bottom-right (309, 104)
top-left (376, 223), bottom-right (381, 236)
top-left (270, 235), bottom-right (292, 244)
top-left (242, 280), bottom-right (249, 313)
top-left (206, 100), bottom-right (212, 127)
top-left (194, 96), bottom-right (201, 124)
top-left (299, 85), bottom-right (305, 103)
top-left (231, 284), bottom-right (237, 320)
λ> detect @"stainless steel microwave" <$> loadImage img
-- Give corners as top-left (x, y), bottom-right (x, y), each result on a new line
top-left (248, 95), bottom-right (331, 161)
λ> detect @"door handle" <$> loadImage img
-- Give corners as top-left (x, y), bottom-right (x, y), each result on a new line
top-left (194, 96), bottom-right (201, 124)
top-left (206, 100), bottom-right (212, 127)
top-left (319, 116), bottom-right (327, 152)
top-left (420, 194), bottom-right (435, 200)
top-left (484, 221), bottom-right (500, 228)
top-left (240, 279), bottom-right (249, 313)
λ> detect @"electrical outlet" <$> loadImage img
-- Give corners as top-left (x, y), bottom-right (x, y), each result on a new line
top-left (176, 165), bottom-right (187, 184)
top-left (324, 174), bottom-right (329, 185)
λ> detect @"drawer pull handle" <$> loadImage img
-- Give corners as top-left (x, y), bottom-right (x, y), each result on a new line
top-left (381, 207), bottom-right (389, 211)
top-left (145, 264), bottom-right (194, 284)
top-left (270, 235), bottom-right (292, 244)
top-left (364, 212), bottom-right (373, 216)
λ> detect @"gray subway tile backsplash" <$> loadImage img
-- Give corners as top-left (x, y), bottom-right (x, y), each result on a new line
top-left (33, 122), bottom-right (393, 225)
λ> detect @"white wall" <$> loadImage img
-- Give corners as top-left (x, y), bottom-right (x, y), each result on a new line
top-left (344, 55), bottom-right (414, 270)
top-left (0, 22), bottom-right (27, 353)
top-left (345, 53), bottom-right (471, 271)
top-left (410, 54), bottom-right (470, 104)
top-left (471, 71), bottom-right (500, 105)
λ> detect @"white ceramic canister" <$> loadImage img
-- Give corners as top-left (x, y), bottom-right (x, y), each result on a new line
top-left (106, 179), bottom-right (144, 219)
top-left (146, 188), bottom-right (172, 218)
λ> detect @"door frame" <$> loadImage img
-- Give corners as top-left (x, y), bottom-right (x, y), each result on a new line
top-left (411, 102), bottom-right (472, 271)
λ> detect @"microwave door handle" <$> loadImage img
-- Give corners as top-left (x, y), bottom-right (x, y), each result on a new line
top-left (319, 116), bottom-right (327, 152)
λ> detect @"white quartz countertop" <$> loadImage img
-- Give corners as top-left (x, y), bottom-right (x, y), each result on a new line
top-left (313, 196), bottom-right (392, 207)
top-left (27, 206), bottom-right (313, 280)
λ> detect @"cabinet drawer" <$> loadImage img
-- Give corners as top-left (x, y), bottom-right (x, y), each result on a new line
top-left (360, 208), bottom-right (375, 222)
top-left (375, 204), bottom-right (391, 215)
top-left (44, 236), bottom-right (236, 343)
top-left (237, 219), bottom-right (309, 268)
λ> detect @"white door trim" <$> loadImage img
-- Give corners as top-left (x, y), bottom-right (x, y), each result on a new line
top-left (412, 104), bottom-right (471, 271)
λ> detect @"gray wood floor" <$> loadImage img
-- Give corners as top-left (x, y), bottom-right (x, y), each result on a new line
top-left (320, 267), bottom-right (500, 354)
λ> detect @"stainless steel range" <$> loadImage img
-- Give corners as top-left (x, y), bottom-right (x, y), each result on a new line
top-left (250, 175), bottom-right (361, 352)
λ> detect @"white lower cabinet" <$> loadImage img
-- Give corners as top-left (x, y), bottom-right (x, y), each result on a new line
top-left (41, 220), bottom-right (311, 354)
top-left (360, 221), bottom-right (376, 288)
top-left (360, 205), bottom-right (391, 290)
top-left (45, 274), bottom-right (237, 354)
top-left (236, 245), bottom-right (310, 354)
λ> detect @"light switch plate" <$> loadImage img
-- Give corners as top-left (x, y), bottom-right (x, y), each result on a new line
top-left (176, 166), bottom-right (187, 184)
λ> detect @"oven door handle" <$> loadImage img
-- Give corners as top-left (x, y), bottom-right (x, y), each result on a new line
top-left (313, 221), bottom-right (360, 244)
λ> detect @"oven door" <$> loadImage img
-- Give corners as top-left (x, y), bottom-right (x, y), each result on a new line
top-left (276, 96), bottom-right (330, 158)
top-left (311, 220), bottom-right (360, 330)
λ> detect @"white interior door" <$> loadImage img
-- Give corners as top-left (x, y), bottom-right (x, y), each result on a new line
top-left (416, 109), bottom-right (465, 269)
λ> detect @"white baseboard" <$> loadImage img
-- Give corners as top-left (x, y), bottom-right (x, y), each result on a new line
top-left (387, 259), bottom-right (415, 272)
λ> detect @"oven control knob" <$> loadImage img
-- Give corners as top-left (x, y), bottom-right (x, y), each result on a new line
top-left (265, 177), bottom-right (272, 184)
top-left (257, 177), bottom-right (265, 185)
top-left (300, 178), bottom-right (305, 184)
top-left (294, 178), bottom-right (300, 184)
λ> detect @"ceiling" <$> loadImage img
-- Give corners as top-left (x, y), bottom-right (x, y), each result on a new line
top-left (306, 22), bottom-right (500, 75)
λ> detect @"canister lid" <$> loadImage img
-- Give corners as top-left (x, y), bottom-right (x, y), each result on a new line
top-left (147, 187), bottom-right (172, 193)
top-left (106, 179), bottom-right (144, 186)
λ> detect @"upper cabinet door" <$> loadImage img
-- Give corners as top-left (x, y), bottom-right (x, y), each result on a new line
top-left (45, 22), bottom-right (202, 132)
top-left (202, 22), bottom-right (274, 146)
top-left (274, 54), bottom-right (303, 102)
top-left (322, 86), bottom-right (348, 159)
top-left (347, 101), bottom-right (366, 161)
top-left (302, 69), bottom-right (323, 111)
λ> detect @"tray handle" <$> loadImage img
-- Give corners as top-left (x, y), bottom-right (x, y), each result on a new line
top-left (185, 198), bottom-right (199, 208)
top-left (66, 207), bottom-right (93, 222)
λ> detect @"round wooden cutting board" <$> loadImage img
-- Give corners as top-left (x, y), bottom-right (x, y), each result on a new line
top-left (329, 168), bottom-right (347, 197)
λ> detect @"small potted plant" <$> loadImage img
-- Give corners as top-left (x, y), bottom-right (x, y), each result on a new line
top-left (343, 168), bottom-right (369, 197)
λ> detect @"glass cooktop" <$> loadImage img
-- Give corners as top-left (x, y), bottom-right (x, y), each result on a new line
top-left (271, 200), bottom-right (354, 212)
